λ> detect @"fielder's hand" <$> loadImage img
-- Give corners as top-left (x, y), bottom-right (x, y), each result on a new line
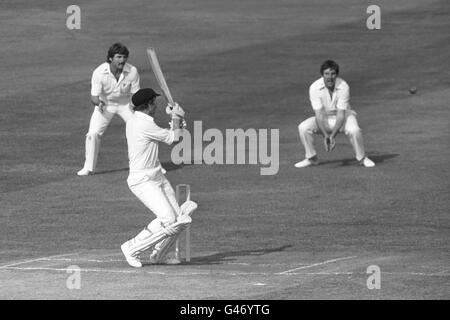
top-left (323, 137), bottom-right (330, 152)
top-left (324, 136), bottom-right (335, 152)
top-left (97, 100), bottom-right (106, 113)
top-left (329, 136), bottom-right (336, 151)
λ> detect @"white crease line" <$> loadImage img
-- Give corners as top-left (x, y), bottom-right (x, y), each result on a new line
top-left (383, 271), bottom-right (450, 277)
top-left (39, 258), bottom-right (124, 263)
top-left (37, 258), bottom-right (255, 265)
top-left (4, 266), bottom-right (140, 274)
top-left (1, 266), bottom-right (449, 277)
top-left (0, 252), bottom-right (82, 269)
top-left (278, 256), bottom-right (358, 274)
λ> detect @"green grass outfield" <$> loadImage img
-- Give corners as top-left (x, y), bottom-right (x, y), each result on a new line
top-left (0, 0), bottom-right (449, 299)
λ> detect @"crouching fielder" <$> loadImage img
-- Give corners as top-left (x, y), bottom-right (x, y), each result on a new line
top-left (121, 88), bottom-right (197, 268)
top-left (295, 60), bottom-right (375, 168)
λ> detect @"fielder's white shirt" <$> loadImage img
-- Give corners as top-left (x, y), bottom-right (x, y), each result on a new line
top-left (309, 77), bottom-right (351, 116)
top-left (91, 62), bottom-right (140, 106)
top-left (126, 111), bottom-right (174, 185)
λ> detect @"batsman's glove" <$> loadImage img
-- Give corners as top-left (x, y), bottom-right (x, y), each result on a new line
top-left (169, 119), bottom-right (187, 130)
top-left (165, 102), bottom-right (181, 115)
top-left (170, 102), bottom-right (185, 120)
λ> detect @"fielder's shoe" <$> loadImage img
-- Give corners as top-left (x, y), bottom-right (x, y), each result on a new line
top-left (360, 156), bottom-right (375, 168)
top-left (77, 168), bottom-right (93, 176)
top-left (294, 157), bottom-right (319, 168)
top-left (121, 242), bottom-right (142, 268)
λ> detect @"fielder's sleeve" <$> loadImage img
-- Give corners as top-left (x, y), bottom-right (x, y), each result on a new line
top-left (143, 123), bottom-right (175, 145)
top-left (309, 84), bottom-right (323, 111)
top-left (130, 67), bottom-right (140, 94)
top-left (90, 68), bottom-right (102, 96)
top-left (336, 82), bottom-right (350, 110)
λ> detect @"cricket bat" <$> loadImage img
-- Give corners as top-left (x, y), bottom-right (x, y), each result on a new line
top-left (146, 47), bottom-right (174, 105)
top-left (146, 47), bottom-right (181, 128)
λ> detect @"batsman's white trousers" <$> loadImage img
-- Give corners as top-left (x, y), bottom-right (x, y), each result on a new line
top-left (298, 113), bottom-right (366, 160)
top-left (127, 171), bottom-right (182, 234)
top-left (82, 104), bottom-right (133, 172)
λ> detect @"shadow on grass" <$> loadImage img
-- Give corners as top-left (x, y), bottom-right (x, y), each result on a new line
top-left (95, 162), bottom-right (185, 175)
top-left (95, 168), bottom-right (129, 175)
top-left (186, 245), bottom-right (293, 265)
top-left (319, 153), bottom-right (399, 167)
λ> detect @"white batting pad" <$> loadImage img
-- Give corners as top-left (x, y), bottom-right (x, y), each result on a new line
top-left (125, 215), bottom-right (192, 257)
top-left (180, 200), bottom-right (198, 217)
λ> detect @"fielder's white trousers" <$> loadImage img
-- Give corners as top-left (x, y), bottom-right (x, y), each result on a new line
top-left (82, 104), bottom-right (133, 172)
top-left (127, 171), bottom-right (182, 234)
top-left (298, 113), bottom-right (366, 160)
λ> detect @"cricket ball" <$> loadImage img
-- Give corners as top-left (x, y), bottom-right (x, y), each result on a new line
top-left (409, 87), bottom-right (417, 94)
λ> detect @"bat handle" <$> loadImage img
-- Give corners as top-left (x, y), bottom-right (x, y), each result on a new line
top-left (172, 118), bottom-right (181, 129)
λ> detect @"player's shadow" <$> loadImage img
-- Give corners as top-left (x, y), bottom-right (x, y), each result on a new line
top-left (319, 153), bottom-right (399, 166)
top-left (94, 162), bottom-right (184, 175)
top-left (186, 245), bottom-right (293, 265)
top-left (95, 168), bottom-right (128, 175)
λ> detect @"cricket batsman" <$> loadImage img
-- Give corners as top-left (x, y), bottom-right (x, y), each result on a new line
top-left (121, 88), bottom-right (197, 268)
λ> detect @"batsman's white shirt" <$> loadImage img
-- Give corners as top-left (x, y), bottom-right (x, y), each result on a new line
top-left (91, 62), bottom-right (140, 106)
top-left (126, 111), bottom-right (175, 186)
top-left (309, 77), bottom-right (352, 116)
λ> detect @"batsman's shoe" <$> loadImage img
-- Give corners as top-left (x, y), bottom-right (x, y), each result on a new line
top-left (360, 156), bottom-right (375, 168)
top-left (77, 168), bottom-right (93, 176)
top-left (180, 200), bottom-right (198, 217)
top-left (294, 158), bottom-right (319, 168)
top-left (121, 242), bottom-right (143, 268)
top-left (161, 167), bottom-right (167, 174)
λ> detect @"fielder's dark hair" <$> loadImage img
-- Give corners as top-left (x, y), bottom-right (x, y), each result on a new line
top-left (320, 60), bottom-right (339, 75)
top-left (106, 43), bottom-right (129, 62)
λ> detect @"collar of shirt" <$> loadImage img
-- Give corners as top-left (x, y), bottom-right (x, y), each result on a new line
top-left (318, 77), bottom-right (345, 91)
top-left (134, 111), bottom-right (155, 122)
top-left (101, 62), bottom-right (131, 75)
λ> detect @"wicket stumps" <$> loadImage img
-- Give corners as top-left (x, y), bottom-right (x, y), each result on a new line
top-left (175, 184), bottom-right (191, 262)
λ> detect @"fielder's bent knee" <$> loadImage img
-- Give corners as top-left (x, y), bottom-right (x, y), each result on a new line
top-left (346, 128), bottom-right (361, 136)
top-left (86, 132), bottom-right (102, 139)
top-left (298, 121), bottom-right (310, 133)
